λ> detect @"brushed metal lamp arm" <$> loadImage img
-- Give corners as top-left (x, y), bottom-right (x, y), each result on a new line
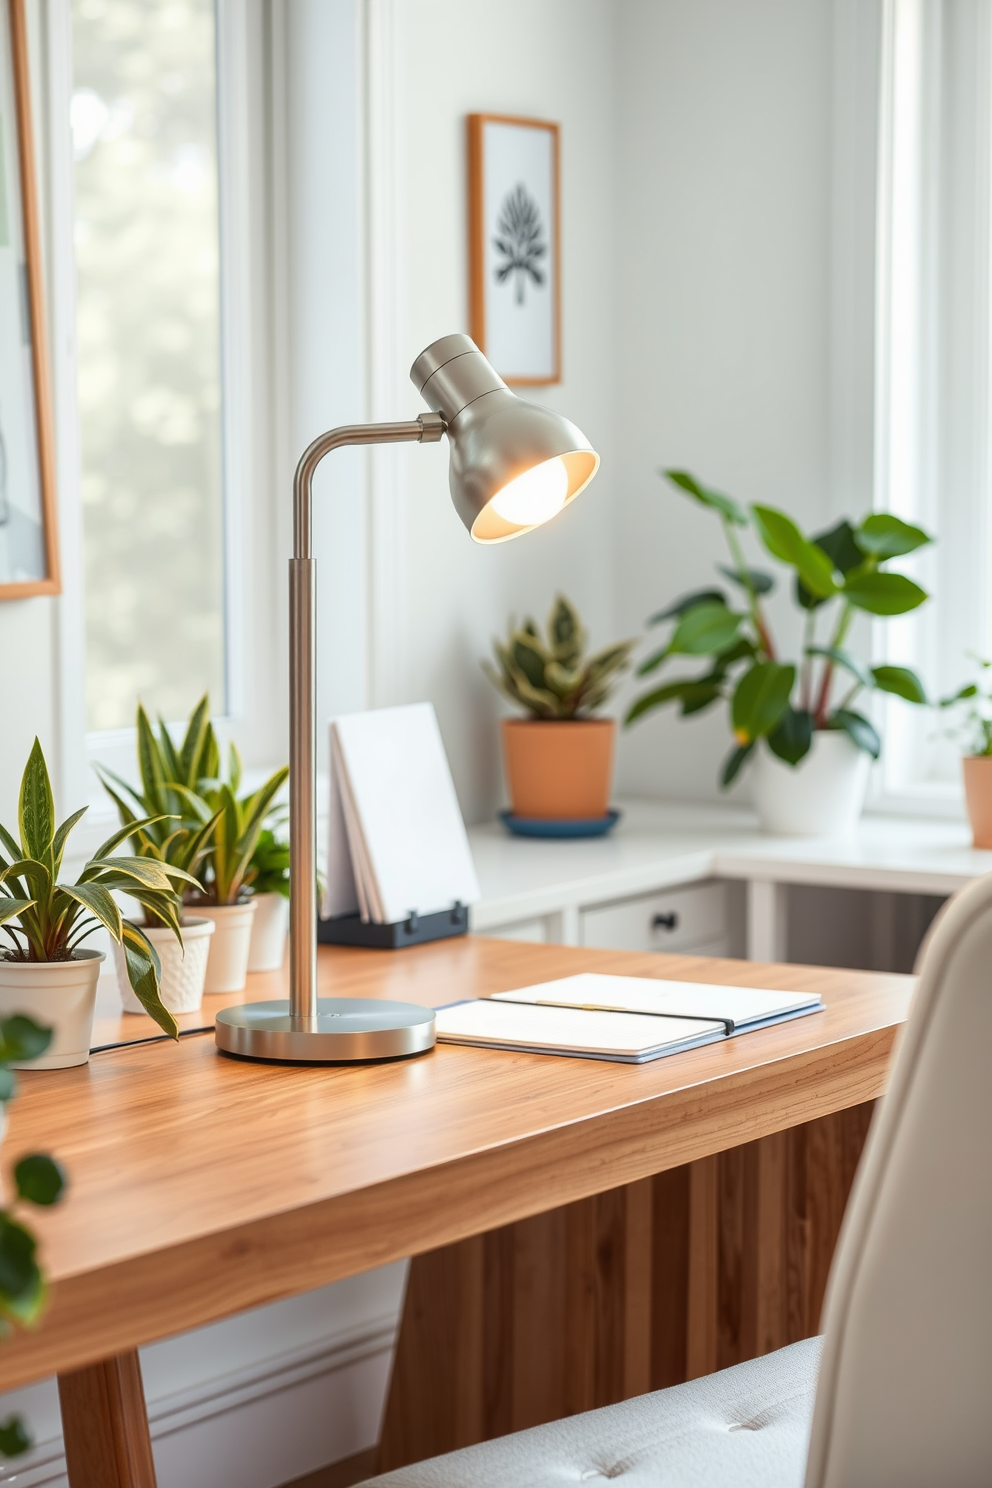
top-left (289, 412), bottom-right (446, 1022)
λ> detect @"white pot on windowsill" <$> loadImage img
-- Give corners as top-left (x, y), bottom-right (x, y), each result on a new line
top-left (194, 901), bottom-right (257, 993)
top-left (0, 951), bottom-right (104, 1068)
top-left (113, 917), bottom-right (215, 1017)
top-left (247, 893), bottom-right (289, 973)
top-left (751, 730), bottom-right (871, 838)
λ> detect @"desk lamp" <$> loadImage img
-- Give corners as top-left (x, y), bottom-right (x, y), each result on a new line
top-left (215, 334), bottom-right (599, 1062)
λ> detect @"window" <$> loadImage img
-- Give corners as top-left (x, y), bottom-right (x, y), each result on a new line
top-left (71, 0), bottom-right (226, 734)
top-left (874, 0), bottom-right (992, 808)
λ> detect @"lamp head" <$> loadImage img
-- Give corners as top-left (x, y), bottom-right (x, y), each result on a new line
top-left (410, 334), bottom-right (599, 542)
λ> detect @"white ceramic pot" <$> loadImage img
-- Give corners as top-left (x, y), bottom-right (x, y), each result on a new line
top-left (195, 902), bottom-right (257, 993)
top-left (751, 730), bottom-right (870, 837)
top-left (113, 918), bottom-right (215, 1016)
top-left (0, 950), bottom-right (104, 1068)
top-left (247, 892), bottom-right (289, 973)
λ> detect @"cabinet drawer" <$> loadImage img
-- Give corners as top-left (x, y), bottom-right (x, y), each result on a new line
top-left (580, 881), bottom-right (729, 954)
top-left (485, 917), bottom-right (547, 944)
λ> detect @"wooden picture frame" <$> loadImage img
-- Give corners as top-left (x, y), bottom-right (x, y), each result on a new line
top-left (0, 0), bottom-right (60, 598)
top-left (468, 114), bottom-right (561, 386)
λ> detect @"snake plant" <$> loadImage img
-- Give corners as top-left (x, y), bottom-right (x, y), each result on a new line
top-left (625, 471), bottom-right (933, 786)
top-left (0, 740), bottom-right (184, 1037)
top-left (484, 594), bottom-right (635, 720)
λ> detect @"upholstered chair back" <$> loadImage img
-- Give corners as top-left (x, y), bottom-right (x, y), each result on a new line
top-left (804, 873), bottom-right (992, 1488)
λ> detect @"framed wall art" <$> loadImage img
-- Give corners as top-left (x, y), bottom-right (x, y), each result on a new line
top-left (468, 113), bottom-right (560, 386)
top-left (0, 0), bottom-right (59, 598)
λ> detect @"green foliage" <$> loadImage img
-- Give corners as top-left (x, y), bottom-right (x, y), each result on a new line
top-left (939, 659), bottom-right (992, 756)
top-left (483, 596), bottom-right (635, 720)
top-left (0, 742), bottom-right (182, 1038)
top-left (0, 1013), bottom-right (67, 1459)
top-left (625, 472), bottom-right (933, 785)
top-left (248, 827), bottom-right (290, 899)
top-left (100, 697), bottom-right (289, 908)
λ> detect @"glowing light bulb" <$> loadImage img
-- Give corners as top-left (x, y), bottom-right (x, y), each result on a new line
top-left (488, 457), bottom-right (569, 527)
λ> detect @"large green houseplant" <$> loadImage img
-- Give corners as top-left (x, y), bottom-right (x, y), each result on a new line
top-left (484, 595), bottom-right (634, 823)
top-left (0, 741), bottom-right (183, 1055)
top-left (626, 473), bottom-right (933, 833)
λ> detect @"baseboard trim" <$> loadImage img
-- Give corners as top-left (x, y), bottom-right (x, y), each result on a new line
top-left (0, 1317), bottom-right (397, 1488)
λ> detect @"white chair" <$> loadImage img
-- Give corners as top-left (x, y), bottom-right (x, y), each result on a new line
top-left (360, 872), bottom-right (992, 1488)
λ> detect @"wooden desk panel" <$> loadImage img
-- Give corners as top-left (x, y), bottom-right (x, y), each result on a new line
top-left (0, 939), bottom-right (911, 1390)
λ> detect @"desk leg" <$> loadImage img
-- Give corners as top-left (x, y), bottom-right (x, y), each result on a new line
top-left (377, 1102), bottom-right (875, 1474)
top-left (58, 1351), bottom-right (157, 1488)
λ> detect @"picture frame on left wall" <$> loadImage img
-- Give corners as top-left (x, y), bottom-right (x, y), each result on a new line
top-left (0, 0), bottom-right (59, 599)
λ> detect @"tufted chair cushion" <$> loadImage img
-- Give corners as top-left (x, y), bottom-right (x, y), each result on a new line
top-left (360, 1334), bottom-right (821, 1487)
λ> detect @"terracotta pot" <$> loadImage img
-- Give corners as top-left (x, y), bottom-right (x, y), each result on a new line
top-left (247, 892), bottom-right (289, 973)
top-left (113, 917), bottom-right (214, 1016)
top-left (0, 950), bottom-right (104, 1068)
top-left (501, 718), bottom-right (615, 819)
top-left (195, 901), bottom-right (257, 993)
top-left (962, 755), bottom-right (992, 847)
top-left (751, 730), bottom-right (870, 837)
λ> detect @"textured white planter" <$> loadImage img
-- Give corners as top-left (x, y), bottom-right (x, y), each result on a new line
top-left (196, 902), bottom-right (257, 993)
top-left (247, 893), bottom-right (289, 973)
top-left (751, 730), bottom-right (870, 838)
top-left (113, 918), bottom-right (215, 1016)
top-left (0, 951), bottom-right (104, 1068)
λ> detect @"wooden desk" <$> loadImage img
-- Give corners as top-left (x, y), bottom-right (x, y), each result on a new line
top-left (0, 939), bottom-right (911, 1486)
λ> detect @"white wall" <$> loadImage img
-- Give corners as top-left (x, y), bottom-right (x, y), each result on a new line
top-left (611, 0), bottom-right (837, 804)
top-left (368, 0), bottom-right (620, 825)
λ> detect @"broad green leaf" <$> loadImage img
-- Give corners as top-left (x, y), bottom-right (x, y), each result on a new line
top-left (871, 665), bottom-right (927, 704)
top-left (201, 722), bottom-right (221, 782)
top-left (120, 922), bottom-right (178, 1038)
top-left (93, 856), bottom-right (177, 889)
top-left (731, 662), bottom-right (796, 743)
top-left (0, 1414), bottom-right (31, 1458)
top-left (626, 679), bottom-right (714, 725)
top-left (648, 588), bottom-right (726, 625)
top-left (667, 603), bottom-right (743, 657)
top-left (0, 1015), bottom-right (51, 1064)
top-left (0, 860), bottom-right (51, 903)
top-left (511, 633), bottom-right (550, 692)
top-left (855, 513), bottom-right (931, 559)
top-left (679, 682), bottom-right (724, 716)
top-left (136, 705), bottom-right (168, 813)
top-left (50, 807), bottom-right (88, 880)
top-left (831, 709), bottom-right (881, 759)
top-left (0, 898), bottom-right (34, 927)
top-left (717, 564), bottom-right (775, 596)
top-left (721, 742), bottom-right (755, 788)
top-left (663, 470), bottom-right (748, 526)
top-left (157, 717), bottom-right (184, 782)
top-left (14, 1154), bottom-right (65, 1207)
top-left (91, 814), bottom-right (173, 863)
top-left (0, 1214), bottom-right (40, 1312)
top-left (843, 571), bottom-right (928, 615)
top-left (18, 740), bottom-right (55, 867)
top-left (58, 884), bottom-right (123, 943)
top-left (751, 506), bottom-right (838, 599)
top-left (806, 646), bottom-right (873, 691)
top-left (767, 708), bottom-right (814, 765)
top-left (544, 662), bottom-right (583, 699)
top-left (547, 595), bottom-right (585, 668)
top-left (584, 641), bottom-right (635, 682)
top-left (229, 743), bottom-right (243, 798)
top-left (939, 682), bottom-right (979, 707)
top-left (813, 519), bottom-right (864, 576)
top-left (0, 825), bottom-right (20, 866)
top-left (180, 694), bottom-right (212, 785)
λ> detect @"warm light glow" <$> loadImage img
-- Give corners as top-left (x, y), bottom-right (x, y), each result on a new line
top-left (488, 457), bottom-right (569, 527)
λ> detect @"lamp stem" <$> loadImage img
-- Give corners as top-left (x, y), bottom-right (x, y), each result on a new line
top-left (288, 416), bottom-right (444, 1022)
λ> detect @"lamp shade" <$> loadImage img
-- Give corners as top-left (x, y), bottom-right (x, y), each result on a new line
top-left (410, 334), bottom-right (599, 542)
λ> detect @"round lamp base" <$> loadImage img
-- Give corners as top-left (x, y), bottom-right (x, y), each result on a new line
top-left (215, 998), bottom-right (436, 1064)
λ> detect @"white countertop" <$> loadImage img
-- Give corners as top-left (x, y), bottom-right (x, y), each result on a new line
top-left (468, 799), bottom-right (992, 930)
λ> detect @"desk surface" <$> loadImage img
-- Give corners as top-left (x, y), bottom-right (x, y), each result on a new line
top-left (469, 798), bottom-right (992, 927)
top-left (0, 938), bottom-right (911, 1390)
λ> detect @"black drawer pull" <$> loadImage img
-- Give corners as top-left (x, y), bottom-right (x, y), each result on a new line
top-left (652, 912), bottom-right (679, 932)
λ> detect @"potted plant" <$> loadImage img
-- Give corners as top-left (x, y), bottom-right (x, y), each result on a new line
top-left (626, 472), bottom-right (932, 836)
top-left (97, 700), bottom-right (221, 1013)
top-left (100, 697), bottom-right (288, 995)
top-left (483, 595), bottom-right (634, 821)
top-left (0, 1012), bottom-right (66, 1461)
top-left (245, 826), bottom-right (290, 973)
top-left (0, 741), bottom-right (181, 1061)
top-left (940, 660), bottom-right (992, 846)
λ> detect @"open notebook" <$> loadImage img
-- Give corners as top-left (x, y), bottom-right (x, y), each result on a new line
top-left (434, 973), bottom-right (824, 1064)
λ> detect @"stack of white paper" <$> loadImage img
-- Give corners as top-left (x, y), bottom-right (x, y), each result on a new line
top-left (323, 703), bottom-right (481, 926)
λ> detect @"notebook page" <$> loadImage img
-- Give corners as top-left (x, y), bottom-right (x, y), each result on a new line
top-left (492, 974), bottom-right (823, 1032)
top-left (435, 999), bottom-right (727, 1063)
